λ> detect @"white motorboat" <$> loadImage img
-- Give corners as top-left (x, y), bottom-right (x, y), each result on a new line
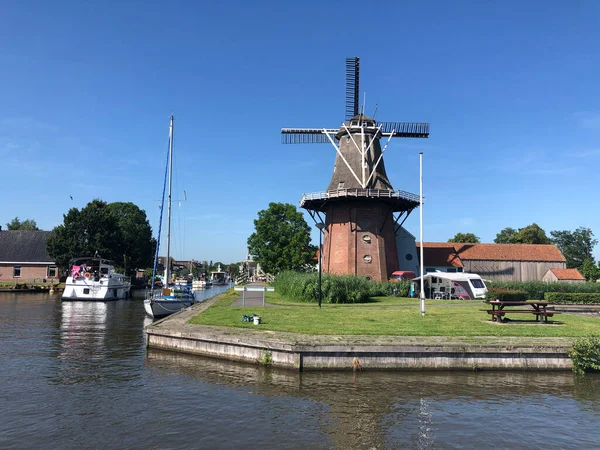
top-left (62, 256), bottom-right (131, 301)
top-left (192, 279), bottom-right (211, 291)
top-left (144, 116), bottom-right (196, 319)
top-left (210, 264), bottom-right (228, 285)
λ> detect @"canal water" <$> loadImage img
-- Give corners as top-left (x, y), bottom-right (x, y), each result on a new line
top-left (1, 290), bottom-right (599, 449)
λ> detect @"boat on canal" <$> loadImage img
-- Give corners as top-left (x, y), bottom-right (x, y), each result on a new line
top-left (62, 256), bottom-right (131, 301)
top-left (144, 115), bottom-right (197, 319)
top-left (210, 264), bottom-right (228, 286)
top-left (192, 278), bottom-right (212, 291)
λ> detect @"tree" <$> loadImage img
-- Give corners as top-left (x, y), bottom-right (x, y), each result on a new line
top-left (6, 217), bottom-right (39, 230)
top-left (107, 202), bottom-right (154, 275)
top-left (551, 227), bottom-right (597, 269)
top-left (46, 199), bottom-right (154, 274)
top-left (247, 202), bottom-right (316, 274)
top-left (509, 223), bottom-right (552, 244)
top-left (580, 258), bottom-right (600, 282)
top-left (494, 227), bottom-right (517, 244)
top-left (448, 233), bottom-right (480, 243)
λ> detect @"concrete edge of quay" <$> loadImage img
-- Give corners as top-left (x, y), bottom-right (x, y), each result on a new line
top-left (145, 297), bottom-right (576, 372)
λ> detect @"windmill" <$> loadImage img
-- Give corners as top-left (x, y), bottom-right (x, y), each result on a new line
top-left (281, 57), bottom-right (429, 282)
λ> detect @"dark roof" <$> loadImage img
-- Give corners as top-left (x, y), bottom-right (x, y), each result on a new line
top-left (0, 230), bottom-right (55, 263)
top-left (416, 245), bottom-right (463, 267)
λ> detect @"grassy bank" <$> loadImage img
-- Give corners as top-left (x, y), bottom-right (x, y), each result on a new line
top-left (189, 290), bottom-right (600, 338)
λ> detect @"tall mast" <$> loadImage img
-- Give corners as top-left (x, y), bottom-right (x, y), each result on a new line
top-left (165, 115), bottom-right (174, 284)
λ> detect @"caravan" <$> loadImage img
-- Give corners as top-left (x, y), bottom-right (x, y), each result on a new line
top-left (413, 272), bottom-right (488, 299)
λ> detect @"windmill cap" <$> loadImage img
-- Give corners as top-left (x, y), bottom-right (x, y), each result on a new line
top-left (346, 114), bottom-right (376, 126)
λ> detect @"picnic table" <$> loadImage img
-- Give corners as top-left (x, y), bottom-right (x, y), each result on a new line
top-left (484, 300), bottom-right (561, 323)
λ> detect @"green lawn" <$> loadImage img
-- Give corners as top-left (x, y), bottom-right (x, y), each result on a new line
top-left (188, 290), bottom-right (600, 338)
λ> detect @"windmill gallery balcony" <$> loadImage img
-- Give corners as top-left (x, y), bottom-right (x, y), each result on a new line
top-left (300, 188), bottom-right (421, 212)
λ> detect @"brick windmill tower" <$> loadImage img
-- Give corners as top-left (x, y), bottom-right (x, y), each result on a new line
top-left (281, 57), bottom-right (429, 282)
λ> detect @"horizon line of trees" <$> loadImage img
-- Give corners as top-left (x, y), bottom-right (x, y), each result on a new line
top-left (7, 214), bottom-right (243, 279)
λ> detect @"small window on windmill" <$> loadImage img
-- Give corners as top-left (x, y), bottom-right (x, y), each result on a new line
top-left (362, 234), bottom-right (371, 244)
top-left (338, 182), bottom-right (345, 189)
top-left (363, 255), bottom-right (372, 263)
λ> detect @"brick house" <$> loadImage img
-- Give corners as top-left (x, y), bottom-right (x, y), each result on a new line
top-left (0, 230), bottom-right (59, 282)
top-left (417, 242), bottom-right (567, 282)
top-left (542, 268), bottom-right (585, 284)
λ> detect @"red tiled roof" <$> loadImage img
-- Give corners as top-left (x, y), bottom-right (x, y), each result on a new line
top-left (418, 242), bottom-right (565, 262)
top-left (549, 268), bottom-right (585, 280)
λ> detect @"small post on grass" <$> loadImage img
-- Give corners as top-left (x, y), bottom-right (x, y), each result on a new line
top-left (263, 286), bottom-right (267, 307)
top-left (419, 152), bottom-right (425, 317)
top-left (243, 286), bottom-right (246, 307)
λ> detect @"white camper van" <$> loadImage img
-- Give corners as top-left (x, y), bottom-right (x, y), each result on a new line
top-left (413, 272), bottom-right (488, 299)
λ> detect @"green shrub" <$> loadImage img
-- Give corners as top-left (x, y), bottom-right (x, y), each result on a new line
top-left (485, 287), bottom-right (527, 302)
top-left (569, 335), bottom-right (600, 375)
top-left (272, 271), bottom-right (409, 304)
top-left (486, 281), bottom-right (600, 300)
top-left (544, 292), bottom-right (600, 304)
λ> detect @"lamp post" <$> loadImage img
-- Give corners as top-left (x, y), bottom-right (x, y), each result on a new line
top-left (315, 222), bottom-right (325, 308)
top-left (419, 152), bottom-right (425, 317)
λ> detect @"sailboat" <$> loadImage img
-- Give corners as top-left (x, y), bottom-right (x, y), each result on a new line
top-left (144, 116), bottom-right (196, 319)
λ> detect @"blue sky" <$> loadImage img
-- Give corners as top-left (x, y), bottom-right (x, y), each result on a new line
top-left (2, 0), bottom-right (600, 263)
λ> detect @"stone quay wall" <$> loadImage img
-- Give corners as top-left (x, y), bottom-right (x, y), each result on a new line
top-left (145, 302), bottom-right (573, 372)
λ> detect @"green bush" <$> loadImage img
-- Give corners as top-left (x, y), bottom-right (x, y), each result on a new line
top-left (486, 281), bottom-right (600, 300)
top-left (485, 287), bottom-right (528, 302)
top-left (272, 271), bottom-right (410, 304)
top-left (544, 292), bottom-right (600, 304)
top-left (569, 335), bottom-right (600, 375)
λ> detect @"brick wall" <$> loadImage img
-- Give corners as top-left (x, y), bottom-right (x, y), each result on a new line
top-left (322, 202), bottom-right (399, 282)
top-left (0, 264), bottom-right (58, 282)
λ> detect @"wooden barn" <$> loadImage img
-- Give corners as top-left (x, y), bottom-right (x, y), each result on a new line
top-left (417, 242), bottom-right (566, 282)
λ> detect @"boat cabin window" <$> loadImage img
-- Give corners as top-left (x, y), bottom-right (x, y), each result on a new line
top-left (83, 288), bottom-right (90, 294)
top-left (101, 267), bottom-right (109, 275)
top-left (446, 268), bottom-right (456, 273)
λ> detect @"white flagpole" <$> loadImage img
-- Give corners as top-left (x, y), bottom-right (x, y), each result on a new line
top-left (420, 152), bottom-right (425, 317)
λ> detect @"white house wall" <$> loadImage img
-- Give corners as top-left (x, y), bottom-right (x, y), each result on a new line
top-left (395, 227), bottom-right (419, 275)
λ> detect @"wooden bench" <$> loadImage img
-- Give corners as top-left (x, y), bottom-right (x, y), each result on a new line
top-left (483, 308), bottom-right (560, 323)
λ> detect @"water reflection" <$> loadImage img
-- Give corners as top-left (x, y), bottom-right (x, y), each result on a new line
top-left (2, 292), bottom-right (600, 449)
top-left (51, 300), bottom-right (146, 386)
top-left (61, 301), bottom-right (108, 348)
top-left (146, 350), bottom-right (600, 449)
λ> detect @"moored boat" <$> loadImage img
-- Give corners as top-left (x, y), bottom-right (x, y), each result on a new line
top-left (192, 278), bottom-right (211, 291)
top-left (62, 256), bottom-right (131, 301)
top-left (210, 264), bottom-right (228, 286)
top-left (144, 115), bottom-right (196, 319)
